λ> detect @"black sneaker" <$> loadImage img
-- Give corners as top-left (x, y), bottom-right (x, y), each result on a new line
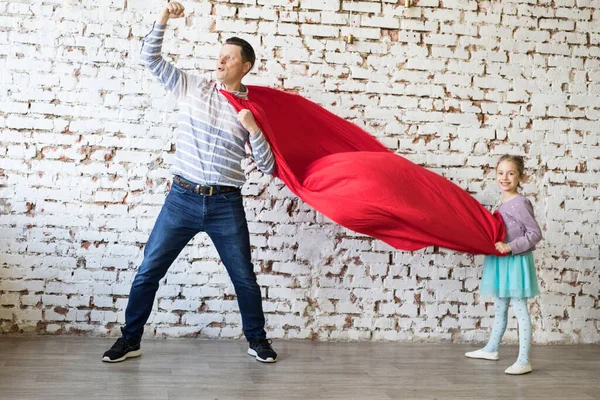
top-left (102, 337), bottom-right (142, 363)
top-left (247, 338), bottom-right (277, 363)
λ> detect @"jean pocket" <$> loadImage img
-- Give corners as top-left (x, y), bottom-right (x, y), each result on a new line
top-left (219, 190), bottom-right (242, 201)
top-left (170, 182), bottom-right (189, 195)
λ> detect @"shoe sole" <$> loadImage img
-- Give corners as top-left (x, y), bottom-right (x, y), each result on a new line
top-left (247, 348), bottom-right (277, 363)
top-left (505, 370), bottom-right (532, 375)
top-left (505, 366), bottom-right (533, 375)
top-left (102, 349), bottom-right (142, 363)
top-left (465, 353), bottom-right (499, 361)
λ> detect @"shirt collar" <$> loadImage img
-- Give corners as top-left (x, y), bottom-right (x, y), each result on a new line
top-left (217, 82), bottom-right (249, 100)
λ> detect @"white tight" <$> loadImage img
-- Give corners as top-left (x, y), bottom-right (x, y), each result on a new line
top-left (483, 297), bottom-right (532, 365)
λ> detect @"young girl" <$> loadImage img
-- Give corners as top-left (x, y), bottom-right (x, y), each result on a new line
top-left (465, 155), bottom-right (542, 375)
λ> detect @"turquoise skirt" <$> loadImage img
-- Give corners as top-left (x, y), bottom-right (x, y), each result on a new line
top-left (480, 253), bottom-right (540, 298)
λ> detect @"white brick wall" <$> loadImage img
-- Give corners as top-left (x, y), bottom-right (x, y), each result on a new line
top-left (0, 0), bottom-right (598, 344)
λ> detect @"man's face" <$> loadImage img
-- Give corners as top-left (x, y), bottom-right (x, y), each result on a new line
top-left (216, 44), bottom-right (251, 86)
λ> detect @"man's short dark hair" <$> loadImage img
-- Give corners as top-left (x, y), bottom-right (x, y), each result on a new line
top-left (225, 37), bottom-right (256, 72)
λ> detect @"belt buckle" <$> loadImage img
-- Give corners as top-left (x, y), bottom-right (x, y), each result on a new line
top-left (207, 186), bottom-right (214, 196)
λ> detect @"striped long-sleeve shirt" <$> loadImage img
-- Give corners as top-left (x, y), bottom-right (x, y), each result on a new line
top-left (140, 23), bottom-right (275, 187)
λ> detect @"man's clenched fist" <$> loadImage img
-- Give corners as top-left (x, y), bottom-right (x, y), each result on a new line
top-left (238, 109), bottom-right (260, 136)
top-left (158, 2), bottom-right (185, 24)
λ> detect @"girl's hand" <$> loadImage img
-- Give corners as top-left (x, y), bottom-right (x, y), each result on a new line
top-left (495, 242), bottom-right (511, 254)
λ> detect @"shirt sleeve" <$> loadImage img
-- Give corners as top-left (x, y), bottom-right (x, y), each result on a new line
top-left (140, 23), bottom-right (186, 98)
top-left (247, 129), bottom-right (276, 175)
top-left (508, 198), bottom-right (543, 255)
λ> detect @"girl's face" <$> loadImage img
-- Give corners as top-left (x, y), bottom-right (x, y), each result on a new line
top-left (496, 160), bottom-right (521, 194)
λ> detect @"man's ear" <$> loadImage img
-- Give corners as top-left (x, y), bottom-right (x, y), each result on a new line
top-left (243, 61), bottom-right (252, 75)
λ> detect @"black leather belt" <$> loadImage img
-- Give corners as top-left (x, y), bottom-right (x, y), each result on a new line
top-left (173, 175), bottom-right (239, 196)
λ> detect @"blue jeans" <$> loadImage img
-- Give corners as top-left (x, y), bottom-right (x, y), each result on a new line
top-left (121, 181), bottom-right (266, 343)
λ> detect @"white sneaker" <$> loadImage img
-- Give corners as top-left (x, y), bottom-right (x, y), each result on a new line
top-left (465, 349), bottom-right (499, 361)
top-left (505, 362), bottom-right (532, 375)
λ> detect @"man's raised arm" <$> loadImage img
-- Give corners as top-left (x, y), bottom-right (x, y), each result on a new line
top-left (140, 2), bottom-right (186, 92)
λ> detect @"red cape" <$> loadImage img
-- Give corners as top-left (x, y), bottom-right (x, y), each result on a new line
top-left (221, 86), bottom-right (505, 255)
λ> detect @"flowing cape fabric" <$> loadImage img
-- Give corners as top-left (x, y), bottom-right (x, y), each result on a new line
top-left (221, 86), bottom-right (505, 255)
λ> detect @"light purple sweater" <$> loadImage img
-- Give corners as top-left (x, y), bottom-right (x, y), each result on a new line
top-left (497, 194), bottom-right (543, 255)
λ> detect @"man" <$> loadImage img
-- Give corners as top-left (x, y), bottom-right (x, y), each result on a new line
top-left (102, 1), bottom-right (278, 363)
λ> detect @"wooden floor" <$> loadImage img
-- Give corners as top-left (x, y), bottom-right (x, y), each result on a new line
top-left (0, 337), bottom-right (598, 400)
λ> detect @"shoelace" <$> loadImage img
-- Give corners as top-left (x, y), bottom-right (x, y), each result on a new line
top-left (254, 338), bottom-right (273, 352)
top-left (111, 337), bottom-right (129, 351)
